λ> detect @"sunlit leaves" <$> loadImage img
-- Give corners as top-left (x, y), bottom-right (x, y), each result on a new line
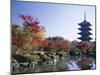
top-left (12, 15), bottom-right (46, 55)
top-left (19, 14), bottom-right (46, 49)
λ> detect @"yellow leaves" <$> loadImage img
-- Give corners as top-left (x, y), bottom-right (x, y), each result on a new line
top-left (35, 29), bottom-right (45, 41)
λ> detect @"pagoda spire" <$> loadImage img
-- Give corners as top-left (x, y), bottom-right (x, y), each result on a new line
top-left (84, 12), bottom-right (86, 21)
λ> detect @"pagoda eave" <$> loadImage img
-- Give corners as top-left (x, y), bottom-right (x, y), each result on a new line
top-left (78, 32), bottom-right (92, 35)
top-left (78, 28), bottom-right (92, 30)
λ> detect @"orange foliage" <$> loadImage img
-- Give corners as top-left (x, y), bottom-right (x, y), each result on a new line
top-left (78, 41), bottom-right (91, 51)
top-left (19, 14), bottom-right (46, 48)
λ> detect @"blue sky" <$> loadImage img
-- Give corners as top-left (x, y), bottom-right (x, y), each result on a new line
top-left (12, 0), bottom-right (96, 41)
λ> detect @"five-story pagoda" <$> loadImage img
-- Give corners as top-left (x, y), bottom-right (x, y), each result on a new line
top-left (78, 12), bottom-right (92, 41)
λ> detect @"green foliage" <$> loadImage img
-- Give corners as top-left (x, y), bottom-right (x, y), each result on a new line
top-left (13, 54), bottom-right (41, 62)
top-left (57, 50), bottom-right (66, 57)
top-left (47, 54), bottom-right (54, 59)
top-left (42, 54), bottom-right (52, 61)
top-left (13, 54), bottom-right (30, 63)
top-left (27, 55), bottom-right (40, 61)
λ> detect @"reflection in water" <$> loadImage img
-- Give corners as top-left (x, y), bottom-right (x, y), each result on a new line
top-left (65, 60), bottom-right (81, 70)
top-left (13, 56), bottom-right (96, 74)
top-left (65, 56), bottom-right (96, 71)
top-left (90, 61), bottom-right (96, 70)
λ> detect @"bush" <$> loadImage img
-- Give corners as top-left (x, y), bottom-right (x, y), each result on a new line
top-left (13, 54), bottom-right (40, 62)
top-left (27, 55), bottom-right (40, 61)
top-left (42, 54), bottom-right (52, 61)
top-left (57, 50), bottom-right (66, 57)
top-left (13, 54), bottom-right (30, 63)
top-left (30, 52), bottom-right (36, 55)
top-left (47, 54), bottom-right (54, 59)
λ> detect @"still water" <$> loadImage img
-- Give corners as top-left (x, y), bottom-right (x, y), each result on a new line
top-left (14, 56), bottom-right (96, 74)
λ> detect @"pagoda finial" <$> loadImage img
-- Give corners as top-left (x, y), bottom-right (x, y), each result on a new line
top-left (84, 12), bottom-right (86, 21)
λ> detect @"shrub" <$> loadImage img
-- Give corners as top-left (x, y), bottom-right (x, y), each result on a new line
top-left (42, 54), bottom-right (52, 61)
top-left (13, 54), bottom-right (40, 62)
top-left (27, 55), bottom-right (40, 61)
top-left (57, 50), bottom-right (66, 57)
top-left (47, 54), bottom-right (54, 59)
top-left (13, 54), bottom-right (30, 63)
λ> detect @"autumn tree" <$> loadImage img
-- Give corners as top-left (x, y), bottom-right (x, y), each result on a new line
top-left (12, 14), bottom-right (46, 55)
top-left (20, 14), bottom-right (46, 54)
top-left (45, 36), bottom-right (71, 53)
top-left (12, 24), bottom-right (23, 54)
top-left (89, 41), bottom-right (96, 51)
top-left (77, 41), bottom-right (91, 53)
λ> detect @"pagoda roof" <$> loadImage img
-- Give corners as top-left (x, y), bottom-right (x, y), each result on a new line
top-left (78, 37), bottom-right (92, 41)
top-left (78, 27), bottom-right (92, 31)
top-left (78, 20), bottom-right (91, 26)
top-left (78, 32), bottom-right (92, 35)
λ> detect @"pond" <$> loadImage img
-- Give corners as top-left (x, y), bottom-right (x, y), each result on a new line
top-left (13, 56), bottom-right (96, 74)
